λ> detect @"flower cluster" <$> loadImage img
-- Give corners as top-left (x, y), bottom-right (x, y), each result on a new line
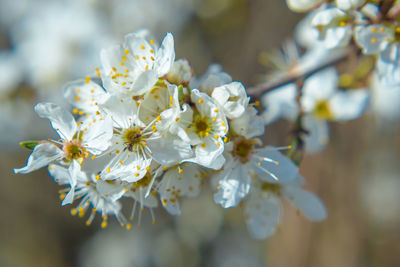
top-left (287, 0), bottom-right (400, 89)
top-left (14, 30), bottom-right (326, 239)
top-left (259, 0), bottom-right (400, 153)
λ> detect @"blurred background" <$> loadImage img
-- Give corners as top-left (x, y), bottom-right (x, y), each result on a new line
top-left (1, 0), bottom-right (399, 266)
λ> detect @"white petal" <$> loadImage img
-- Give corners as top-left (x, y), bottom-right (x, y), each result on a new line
top-left (148, 134), bottom-right (193, 166)
top-left (81, 115), bottom-right (113, 155)
top-left (96, 180), bottom-right (127, 202)
top-left (262, 83), bottom-right (298, 124)
top-left (355, 24), bottom-right (393, 55)
top-left (211, 85), bottom-right (230, 105)
top-left (286, 0), bottom-right (323, 12)
top-left (283, 186), bottom-right (327, 221)
top-left (63, 79), bottom-right (109, 112)
top-left (303, 115), bottom-right (329, 153)
top-left (245, 193), bottom-right (280, 239)
top-left (336, 0), bottom-right (366, 10)
top-left (62, 160), bottom-right (81, 206)
top-left (329, 89), bottom-right (369, 121)
top-left (34, 102), bottom-right (76, 140)
top-left (131, 70), bottom-right (158, 95)
top-left (100, 94), bottom-right (138, 129)
top-left (303, 68), bottom-right (338, 101)
top-left (14, 143), bottom-right (64, 174)
top-left (159, 164), bottom-right (202, 215)
top-left (190, 137), bottom-right (225, 169)
top-left (154, 32), bottom-right (175, 77)
top-left (214, 161), bottom-right (251, 208)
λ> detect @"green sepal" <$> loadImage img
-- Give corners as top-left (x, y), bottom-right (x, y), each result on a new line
top-left (19, 141), bottom-right (40, 150)
top-left (178, 85), bottom-right (184, 103)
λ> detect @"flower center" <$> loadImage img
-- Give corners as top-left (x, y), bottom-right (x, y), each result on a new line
top-left (261, 182), bottom-right (281, 195)
top-left (313, 100), bottom-right (333, 120)
top-left (122, 127), bottom-right (143, 152)
top-left (194, 116), bottom-right (211, 138)
top-left (131, 171), bottom-right (152, 191)
top-left (231, 136), bottom-right (258, 164)
top-left (63, 140), bottom-right (88, 162)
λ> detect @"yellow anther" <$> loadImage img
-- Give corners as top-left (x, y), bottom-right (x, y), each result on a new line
top-left (75, 96), bottom-right (81, 101)
top-left (101, 220), bottom-right (108, 228)
top-left (71, 209), bottom-right (77, 216)
top-left (91, 155), bottom-right (96, 160)
top-left (96, 175), bottom-right (100, 180)
top-left (140, 45), bottom-right (145, 49)
top-left (150, 40), bottom-right (154, 45)
top-left (126, 223), bottom-right (132, 230)
top-left (178, 169), bottom-right (183, 174)
top-left (146, 166), bottom-right (150, 171)
top-left (198, 99), bottom-right (204, 104)
top-left (85, 76), bottom-right (91, 84)
top-left (120, 160), bottom-right (124, 165)
top-left (115, 149), bottom-right (120, 154)
top-left (163, 166), bottom-right (168, 171)
top-left (73, 108), bottom-right (79, 114)
top-left (371, 38), bottom-right (377, 44)
top-left (107, 167), bottom-right (110, 173)
top-left (79, 110), bottom-right (84, 116)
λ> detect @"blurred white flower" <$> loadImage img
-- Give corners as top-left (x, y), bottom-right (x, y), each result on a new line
top-left (286, 0), bottom-right (324, 12)
top-left (262, 68), bottom-right (369, 152)
top-left (245, 176), bottom-right (326, 239)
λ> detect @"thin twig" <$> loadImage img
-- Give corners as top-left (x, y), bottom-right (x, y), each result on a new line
top-left (247, 48), bottom-right (352, 97)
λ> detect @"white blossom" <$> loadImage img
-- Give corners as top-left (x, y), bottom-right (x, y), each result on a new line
top-left (245, 176), bottom-right (327, 239)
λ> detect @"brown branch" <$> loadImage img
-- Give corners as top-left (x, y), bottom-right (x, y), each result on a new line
top-left (247, 48), bottom-right (352, 98)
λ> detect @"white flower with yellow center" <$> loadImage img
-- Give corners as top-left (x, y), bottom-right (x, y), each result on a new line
top-left (100, 94), bottom-right (192, 182)
top-left (214, 137), bottom-right (299, 209)
top-left (101, 30), bottom-right (175, 96)
top-left (185, 89), bottom-right (228, 170)
top-left (262, 68), bottom-right (369, 152)
top-left (14, 102), bottom-right (113, 174)
top-left (49, 164), bottom-right (128, 228)
top-left (301, 68), bottom-right (369, 152)
top-left (244, 176), bottom-right (327, 239)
